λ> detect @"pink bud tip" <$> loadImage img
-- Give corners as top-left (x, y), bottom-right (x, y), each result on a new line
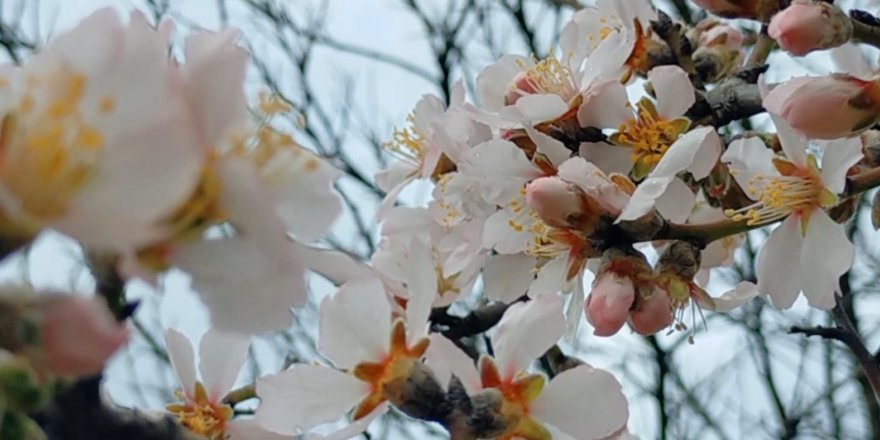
top-left (586, 273), bottom-right (636, 337)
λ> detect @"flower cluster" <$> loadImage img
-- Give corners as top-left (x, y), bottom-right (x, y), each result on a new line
top-left (4, 0), bottom-right (880, 439)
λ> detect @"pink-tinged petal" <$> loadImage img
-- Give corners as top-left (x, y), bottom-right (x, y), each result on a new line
top-left (292, 242), bottom-right (373, 285)
top-left (375, 161), bottom-right (417, 193)
top-left (376, 173), bottom-right (416, 221)
top-left (628, 288), bottom-right (673, 336)
top-left (579, 142), bottom-right (634, 175)
top-left (270, 149), bottom-right (342, 242)
top-left (652, 126), bottom-right (721, 180)
top-left (708, 281), bottom-right (759, 312)
top-left (304, 403), bottom-right (390, 440)
top-left (800, 209), bottom-right (852, 309)
top-left (564, 273), bottom-right (587, 339)
top-left (587, 274), bottom-right (636, 337)
top-left (830, 44), bottom-right (872, 79)
top-left (492, 292), bottom-right (565, 379)
top-left (769, 113), bottom-right (809, 167)
top-left (164, 329), bottom-right (197, 400)
top-left (648, 66), bottom-right (695, 120)
top-left (477, 55), bottom-right (530, 111)
top-left (424, 334), bottom-right (480, 394)
top-left (381, 206), bottom-right (433, 237)
top-left (526, 126), bottom-right (572, 168)
top-left (318, 277), bottom-right (391, 368)
top-left (181, 28), bottom-right (249, 145)
top-left (578, 80), bottom-right (632, 128)
top-left (172, 237), bottom-right (305, 334)
top-left (198, 329), bottom-right (250, 402)
top-left (654, 178), bottom-right (696, 223)
top-left (528, 255), bottom-right (569, 297)
top-left (45, 8), bottom-right (125, 75)
top-left (756, 216), bottom-right (804, 309)
top-left (820, 138), bottom-right (862, 194)
top-left (616, 176), bottom-right (674, 221)
top-left (405, 237), bottom-right (437, 341)
top-left (255, 365), bottom-right (371, 435)
top-left (532, 365), bottom-right (629, 439)
top-left (484, 253), bottom-right (537, 303)
top-left (500, 94), bottom-right (569, 123)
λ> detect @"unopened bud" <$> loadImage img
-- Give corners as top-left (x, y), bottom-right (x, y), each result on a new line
top-left (656, 241), bottom-right (702, 280)
top-left (525, 176), bottom-right (604, 231)
top-left (628, 287), bottom-right (673, 336)
top-left (586, 249), bottom-right (653, 337)
top-left (764, 74), bottom-right (880, 140)
top-left (692, 22), bottom-right (745, 82)
top-left (768, 0), bottom-right (851, 57)
top-left (39, 296), bottom-right (129, 379)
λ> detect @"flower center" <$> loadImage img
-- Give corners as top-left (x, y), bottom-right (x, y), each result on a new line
top-left (479, 356), bottom-right (551, 440)
top-left (167, 384), bottom-right (233, 440)
top-left (725, 159), bottom-right (834, 226)
top-left (0, 69), bottom-right (108, 229)
top-left (383, 112), bottom-right (428, 165)
top-left (611, 99), bottom-right (690, 179)
top-left (510, 56), bottom-right (578, 104)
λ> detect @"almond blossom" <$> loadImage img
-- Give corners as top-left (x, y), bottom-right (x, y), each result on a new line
top-left (768, 0), bottom-right (852, 56)
top-left (0, 8), bottom-right (202, 253)
top-left (254, 273), bottom-right (433, 436)
top-left (424, 293), bottom-right (630, 440)
top-left (722, 115), bottom-right (862, 309)
top-left (164, 329), bottom-right (290, 440)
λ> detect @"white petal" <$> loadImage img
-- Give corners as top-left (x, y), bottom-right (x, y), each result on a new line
top-left (579, 142), bottom-right (634, 175)
top-left (381, 206), bottom-right (433, 237)
top-left (581, 29), bottom-right (629, 86)
top-left (318, 277), bottom-right (391, 368)
top-left (271, 149), bottom-right (343, 242)
top-left (564, 273), bottom-right (586, 340)
top-left (756, 217), bottom-right (804, 309)
top-left (292, 242), bottom-right (373, 286)
top-left (769, 113), bottom-right (808, 168)
top-left (830, 44), bottom-right (873, 79)
top-left (501, 94), bottom-right (569, 123)
top-left (820, 138), bottom-right (863, 194)
top-left (800, 209), bottom-right (852, 309)
top-left (163, 329), bottom-right (197, 399)
top-left (405, 237), bottom-right (437, 341)
top-left (528, 255), bottom-right (569, 297)
top-left (255, 365), bottom-right (370, 435)
top-left (532, 365), bottom-right (629, 439)
top-left (578, 80), bottom-right (632, 128)
top-left (476, 55), bottom-right (529, 111)
top-left (722, 137), bottom-right (776, 176)
top-left (483, 209), bottom-right (532, 254)
top-left (461, 139), bottom-right (541, 180)
top-left (616, 176), bottom-right (674, 221)
top-left (492, 292), bottom-right (565, 379)
top-left (227, 419), bottom-right (294, 440)
top-left (654, 178), bottom-right (695, 223)
top-left (305, 403), bottom-right (389, 440)
top-left (648, 66), bottom-right (695, 120)
top-left (652, 126), bottom-right (721, 180)
top-left (708, 281), bottom-right (759, 312)
top-left (423, 334), bottom-right (480, 394)
top-left (484, 253), bottom-right (537, 303)
top-left (526, 126), bottom-right (572, 168)
top-left (172, 237), bottom-right (305, 334)
top-left (199, 329), bottom-right (250, 401)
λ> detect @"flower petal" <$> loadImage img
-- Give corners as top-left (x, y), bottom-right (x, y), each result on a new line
top-left (305, 403), bottom-right (390, 440)
top-left (648, 65), bottom-right (695, 120)
top-left (531, 365), bottom-right (629, 440)
top-left (501, 94), bottom-right (569, 123)
top-left (163, 329), bottom-right (197, 400)
top-left (477, 55), bottom-right (529, 111)
top-left (652, 126), bottom-right (721, 180)
top-left (769, 112), bottom-right (808, 167)
top-left (199, 328), bottom-right (250, 402)
top-left (424, 334), bottom-right (480, 394)
top-left (579, 142), bottom-right (634, 176)
top-left (484, 253), bottom-right (537, 303)
top-left (820, 138), bottom-right (862, 194)
top-left (405, 237), bottom-right (437, 341)
top-left (800, 209), bottom-right (852, 309)
top-left (292, 242), bottom-right (374, 285)
top-left (756, 216), bottom-right (804, 309)
top-left (318, 277), bottom-right (391, 368)
top-left (255, 364), bottom-right (370, 434)
top-left (578, 80), bottom-right (632, 128)
top-left (707, 281), bottom-right (759, 312)
top-left (654, 177), bottom-right (695, 223)
top-left (526, 126), bottom-right (572, 168)
top-left (492, 292), bottom-right (565, 379)
top-left (616, 176), bottom-right (674, 221)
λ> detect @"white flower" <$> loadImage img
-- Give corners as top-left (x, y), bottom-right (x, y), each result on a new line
top-left (721, 115), bottom-right (862, 309)
top-left (424, 293), bottom-right (630, 440)
top-left (164, 328), bottom-right (291, 440)
top-left (0, 9), bottom-right (202, 252)
top-left (255, 274), bottom-right (433, 436)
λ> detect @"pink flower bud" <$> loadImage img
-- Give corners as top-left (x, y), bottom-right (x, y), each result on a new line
top-left (768, 1), bottom-right (851, 56)
top-left (764, 75), bottom-right (880, 140)
top-left (40, 297), bottom-right (129, 378)
top-left (699, 23), bottom-right (744, 51)
top-left (586, 273), bottom-right (635, 336)
top-left (526, 176), bottom-right (605, 231)
top-left (628, 288), bottom-right (673, 336)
